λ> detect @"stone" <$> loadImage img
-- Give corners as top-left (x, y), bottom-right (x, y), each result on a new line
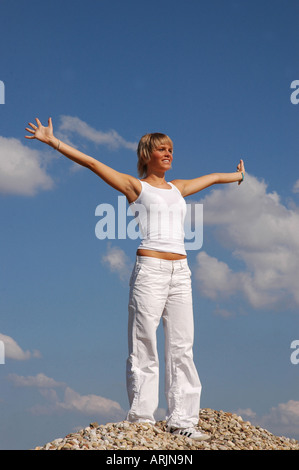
top-left (33, 408), bottom-right (299, 451)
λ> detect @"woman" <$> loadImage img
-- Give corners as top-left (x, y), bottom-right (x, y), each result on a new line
top-left (25, 118), bottom-right (245, 441)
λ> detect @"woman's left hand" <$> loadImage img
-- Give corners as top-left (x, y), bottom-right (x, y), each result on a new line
top-left (237, 159), bottom-right (245, 185)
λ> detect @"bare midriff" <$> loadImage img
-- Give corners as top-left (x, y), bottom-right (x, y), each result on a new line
top-left (136, 249), bottom-right (187, 260)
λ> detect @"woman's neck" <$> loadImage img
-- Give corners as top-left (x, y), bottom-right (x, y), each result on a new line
top-left (143, 171), bottom-right (167, 186)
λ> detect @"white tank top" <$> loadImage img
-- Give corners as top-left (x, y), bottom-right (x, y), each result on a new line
top-left (130, 180), bottom-right (187, 255)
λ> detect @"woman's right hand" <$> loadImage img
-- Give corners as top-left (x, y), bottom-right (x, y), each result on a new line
top-left (25, 117), bottom-right (57, 147)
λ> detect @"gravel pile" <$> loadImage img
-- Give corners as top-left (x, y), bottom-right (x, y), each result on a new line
top-left (34, 408), bottom-right (299, 450)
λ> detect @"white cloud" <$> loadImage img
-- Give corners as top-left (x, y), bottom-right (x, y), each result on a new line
top-left (193, 174), bottom-right (299, 309)
top-left (0, 137), bottom-right (54, 196)
top-left (235, 408), bottom-right (257, 421)
top-left (8, 372), bottom-right (63, 388)
top-left (101, 244), bottom-right (132, 281)
top-left (0, 119), bottom-right (136, 195)
top-left (58, 115), bottom-right (137, 151)
top-left (195, 251), bottom-right (239, 299)
top-left (8, 372), bottom-right (125, 419)
top-left (56, 387), bottom-right (123, 416)
top-left (292, 179), bottom-right (299, 194)
top-left (0, 333), bottom-right (41, 361)
top-left (263, 400), bottom-right (299, 432)
top-left (236, 400), bottom-right (299, 439)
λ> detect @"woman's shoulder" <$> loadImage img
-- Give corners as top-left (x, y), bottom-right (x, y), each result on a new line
top-left (170, 179), bottom-right (185, 193)
top-left (126, 176), bottom-right (142, 204)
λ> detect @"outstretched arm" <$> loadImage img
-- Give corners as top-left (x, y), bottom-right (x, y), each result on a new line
top-left (25, 118), bottom-right (140, 202)
top-left (172, 159), bottom-right (245, 197)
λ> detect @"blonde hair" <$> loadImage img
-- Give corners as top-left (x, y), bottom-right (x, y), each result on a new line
top-left (137, 133), bottom-right (173, 178)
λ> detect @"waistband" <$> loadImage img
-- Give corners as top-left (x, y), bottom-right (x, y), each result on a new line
top-left (136, 255), bottom-right (189, 269)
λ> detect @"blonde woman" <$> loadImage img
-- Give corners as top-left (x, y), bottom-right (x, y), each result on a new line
top-left (26, 118), bottom-right (245, 440)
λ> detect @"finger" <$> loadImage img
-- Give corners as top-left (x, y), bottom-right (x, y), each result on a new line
top-left (25, 127), bottom-right (35, 134)
top-left (35, 117), bottom-right (42, 127)
top-left (25, 135), bottom-right (35, 139)
top-left (28, 122), bottom-right (37, 129)
top-left (48, 117), bottom-right (53, 131)
top-left (237, 159), bottom-right (244, 171)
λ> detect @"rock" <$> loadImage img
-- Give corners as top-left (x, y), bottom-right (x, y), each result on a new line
top-left (34, 408), bottom-right (299, 451)
top-left (89, 422), bottom-right (99, 428)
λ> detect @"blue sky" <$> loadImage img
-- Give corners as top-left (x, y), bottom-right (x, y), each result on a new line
top-left (0, 0), bottom-right (299, 449)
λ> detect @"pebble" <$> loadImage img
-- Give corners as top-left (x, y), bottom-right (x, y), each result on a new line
top-left (34, 408), bottom-right (299, 451)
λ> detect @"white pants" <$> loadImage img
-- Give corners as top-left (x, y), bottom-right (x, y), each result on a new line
top-left (126, 255), bottom-right (202, 428)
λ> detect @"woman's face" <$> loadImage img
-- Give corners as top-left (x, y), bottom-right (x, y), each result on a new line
top-left (147, 143), bottom-right (173, 174)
